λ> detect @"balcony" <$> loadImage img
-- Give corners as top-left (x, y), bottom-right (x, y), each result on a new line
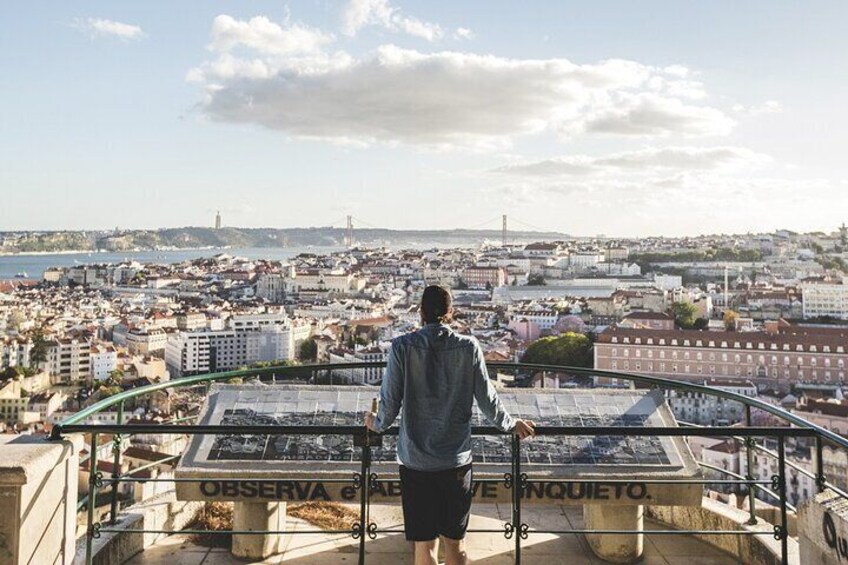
top-left (6, 362), bottom-right (848, 565)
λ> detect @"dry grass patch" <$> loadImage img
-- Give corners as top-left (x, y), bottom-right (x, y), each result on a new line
top-left (289, 502), bottom-right (360, 531)
top-left (188, 500), bottom-right (359, 549)
top-left (189, 501), bottom-right (233, 548)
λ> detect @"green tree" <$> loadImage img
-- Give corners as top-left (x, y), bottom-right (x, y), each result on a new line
top-left (29, 329), bottom-right (48, 368)
top-left (107, 369), bottom-right (124, 386)
top-left (723, 310), bottom-right (740, 331)
top-left (672, 302), bottom-right (698, 329)
top-left (520, 332), bottom-right (593, 368)
top-left (298, 338), bottom-right (317, 362)
top-left (527, 274), bottom-right (546, 286)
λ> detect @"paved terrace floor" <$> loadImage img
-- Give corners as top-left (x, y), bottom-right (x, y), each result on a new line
top-left (124, 504), bottom-right (741, 565)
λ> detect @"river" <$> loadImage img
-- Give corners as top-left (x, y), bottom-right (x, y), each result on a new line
top-left (0, 247), bottom-right (342, 280)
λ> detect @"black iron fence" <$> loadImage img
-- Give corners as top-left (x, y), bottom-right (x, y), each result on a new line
top-left (51, 362), bottom-right (848, 565)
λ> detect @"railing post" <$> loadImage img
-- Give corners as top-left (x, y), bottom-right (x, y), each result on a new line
top-left (744, 405), bottom-right (757, 525)
top-left (512, 433), bottom-right (524, 565)
top-left (86, 432), bottom-right (99, 565)
top-left (358, 437), bottom-right (371, 565)
top-left (776, 436), bottom-right (788, 565)
top-left (815, 434), bottom-right (826, 493)
top-left (110, 399), bottom-right (125, 525)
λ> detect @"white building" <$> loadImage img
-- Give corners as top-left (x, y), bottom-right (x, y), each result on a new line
top-left (289, 269), bottom-right (364, 294)
top-left (508, 309), bottom-right (558, 331)
top-left (176, 312), bottom-right (208, 331)
top-left (90, 344), bottom-right (118, 382)
top-left (328, 345), bottom-right (387, 385)
top-left (165, 319), bottom-right (312, 376)
top-left (244, 325), bottom-right (301, 364)
top-left (164, 331), bottom-right (237, 377)
top-left (46, 336), bottom-right (91, 384)
top-left (801, 277), bottom-right (848, 319)
top-left (126, 328), bottom-right (168, 356)
top-left (229, 312), bottom-right (290, 332)
top-left (569, 252), bottom-right (601, 268)
top-left (667, 378), bottom-right (757, 426)
top-left (0, 338), bottom-right (31, 368)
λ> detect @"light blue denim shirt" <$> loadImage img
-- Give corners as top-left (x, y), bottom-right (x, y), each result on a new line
top-left (373, 323), bottom-right (515, 471)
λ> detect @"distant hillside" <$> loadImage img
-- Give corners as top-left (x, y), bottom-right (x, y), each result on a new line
top-left (2, 227), bottom-right (569, 253)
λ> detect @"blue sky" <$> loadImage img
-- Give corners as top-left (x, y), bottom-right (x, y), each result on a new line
top-left (1, 1), bottom-right (846, 236)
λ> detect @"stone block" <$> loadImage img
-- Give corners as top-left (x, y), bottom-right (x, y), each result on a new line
top-left (0, 434), bottom-right (82, 565)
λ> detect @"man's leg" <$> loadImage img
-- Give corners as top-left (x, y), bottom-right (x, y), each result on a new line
top-left (414, 539), bottom-right (439, 565)
top-left (437, 463), bottom-right (473, 564)
top-left (400, 465), bottom-right (440, 563)
top-left (441, 535), bottom-right (469, 565)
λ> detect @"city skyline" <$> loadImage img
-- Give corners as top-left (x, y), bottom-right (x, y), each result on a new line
top-left (2, 1), bottom-right (847, 235)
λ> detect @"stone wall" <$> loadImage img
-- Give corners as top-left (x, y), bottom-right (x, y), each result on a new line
top-left (78, 491), bottom-right (203, 565)
top-left (0, 435), bottom-right (82, 565)
top-left (647, 498), bottom-right (799, 565)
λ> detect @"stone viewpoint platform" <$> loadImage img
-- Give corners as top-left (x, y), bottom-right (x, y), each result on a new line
top-left (176, 385), bottom-right (702, 563)
top-left (125, 503), bottom-right (740, 565)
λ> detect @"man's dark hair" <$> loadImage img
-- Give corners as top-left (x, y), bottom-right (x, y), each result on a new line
top-left (421, 285), bottom-right (453, 324)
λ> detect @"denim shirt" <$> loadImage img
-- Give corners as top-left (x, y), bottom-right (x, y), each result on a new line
top-left (373, 323), bottom-right (515, 471)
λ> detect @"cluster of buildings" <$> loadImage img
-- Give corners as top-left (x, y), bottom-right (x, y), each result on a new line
top-left (1, 226), bottom-right (847, 513)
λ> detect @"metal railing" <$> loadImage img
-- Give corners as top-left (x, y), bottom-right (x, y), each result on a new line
top-left (50, 362), bottom-right (848, 565)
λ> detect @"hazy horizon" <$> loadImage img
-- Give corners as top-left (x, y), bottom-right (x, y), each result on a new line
top-left (2, 222), bottom-right (843, 242)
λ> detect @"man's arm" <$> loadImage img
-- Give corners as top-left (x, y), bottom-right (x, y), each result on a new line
top-left (472, 342), bottom-right (515, 433)
top-left (368, 342), bottom-right (403, 433)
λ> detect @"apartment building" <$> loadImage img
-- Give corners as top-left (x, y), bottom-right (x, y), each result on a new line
top-left (165, 319), bottom-right (312, 377)
top-left (289, 269), bottom-right (364, 295)
top-left (176, 312), bottom-right (208, 331)
top-left (508, 309), bottom-right (559, 331)
top-left (667, 378), bottom-right (757, 426)
top-left (229, 312), bottom-right (289, 332)
top-left (46, 336), bottom-right (91, 384)
top-left (801, 277), bottom-right (848, 320)
top-left (328, 345), bottom-right (386, 385)
top-left (164, 330), bottom-right (237, 377)
top-left (126, 328), bottom-right (168, 356)
top-left (89, 344), bottom-right (118, 381)
top-left (594, 324), bottom-right (848, 387)
top-left (462, 266), bottom-right (506, 289)
top-left (28, 391), bottom-right (66, 421)
top-left (0, 337), bottom-right (31, 368)
top-left (0, 380), bottom-right (28, 424)
top-left (619, 311), bottom-right (675, 331)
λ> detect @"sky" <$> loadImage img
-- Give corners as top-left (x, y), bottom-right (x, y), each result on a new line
top-left (1, 1), bottom-right (847, 237)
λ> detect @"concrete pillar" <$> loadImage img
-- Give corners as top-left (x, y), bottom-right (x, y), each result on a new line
top-left (0, 435), bottom-right (82, 565)
top-left (231, 501), bottom-right (286, 559)
top-left (798, 489), bottom-right (848, 564)
top-left (584, 504), bottom-right (644, 564)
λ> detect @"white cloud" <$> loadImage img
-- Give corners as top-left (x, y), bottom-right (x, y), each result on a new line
top-left (733, 100), bottom-right (784, 116)
top-left (493, 146), bottom-right (771, 177)
top-left (485, 174), bottom-right (847, 236)
top-left (72, 17), bottom-right (145, 41)
top-left (190, 33), bottom-right (736, 148)
top-left (577, 93), bottom-right (735, 137)
top-left (343, 0), bottom-right (443, 41)
top-left (454, 27), bottom-right (474, 40)
top-left (209, 15), bottom-right (333, 56)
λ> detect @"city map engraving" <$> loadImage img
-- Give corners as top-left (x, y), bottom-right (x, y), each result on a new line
top-left (202, 386), bottom-right (677, 467)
